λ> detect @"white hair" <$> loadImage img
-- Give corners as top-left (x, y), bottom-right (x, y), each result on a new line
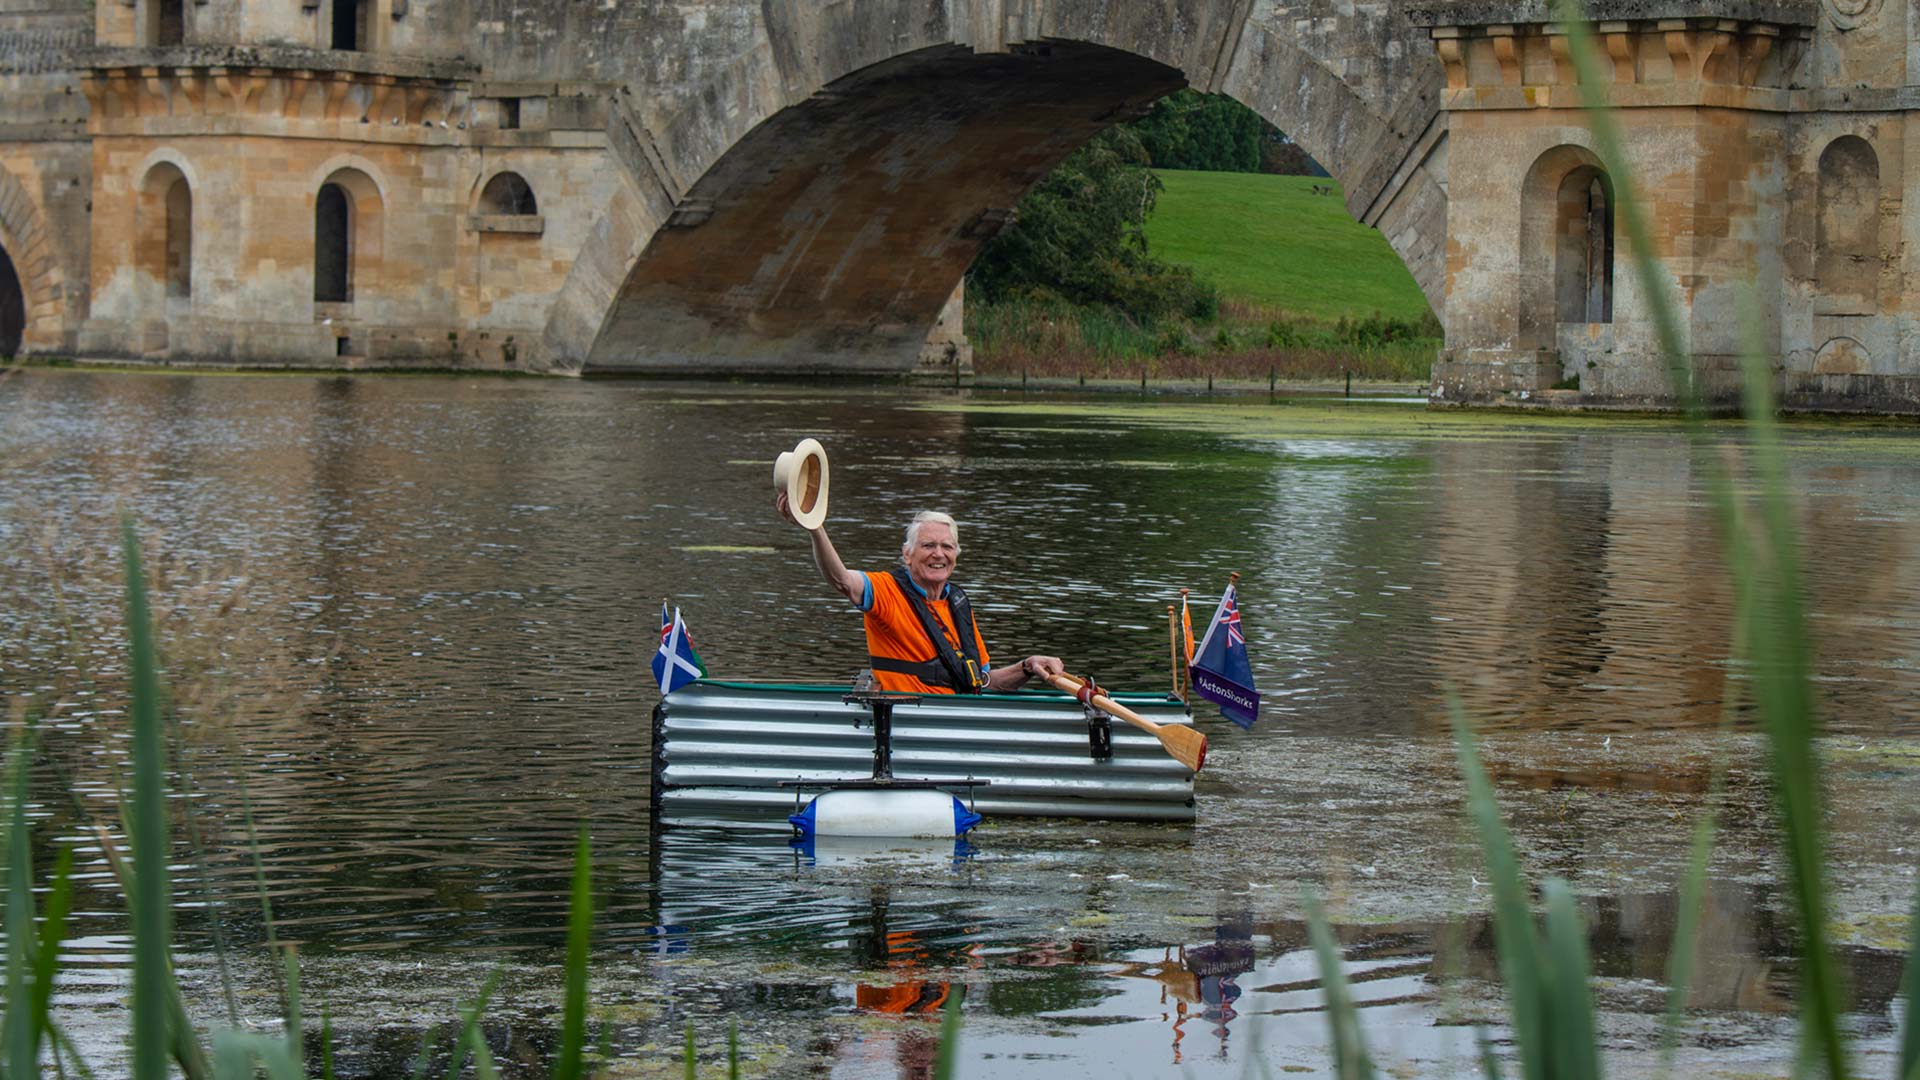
top-left (902, 510), bottom-right (960, 556)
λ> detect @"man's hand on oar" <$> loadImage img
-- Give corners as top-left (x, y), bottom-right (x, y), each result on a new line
top-left (1044, 672), bottom-right (1208, 774)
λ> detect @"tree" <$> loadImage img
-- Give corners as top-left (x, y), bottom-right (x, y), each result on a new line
top-left (1127, 90), bottom-right (1265, 172)
top-left (1126, 89), bottom-right (1327, 176)
top-left (967, 127), bottom-right (1217, 322)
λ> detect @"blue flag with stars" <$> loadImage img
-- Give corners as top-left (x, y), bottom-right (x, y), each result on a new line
top-left (1189, 580), bottom-right (1259, 729)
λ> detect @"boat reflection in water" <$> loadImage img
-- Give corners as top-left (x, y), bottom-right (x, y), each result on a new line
top-left (791, 834), bottom-right (979, 870)
top-left (646, 823), bottom-right (1910, 1077)
top-left (1106, 923), bottom-right (1258, 1065)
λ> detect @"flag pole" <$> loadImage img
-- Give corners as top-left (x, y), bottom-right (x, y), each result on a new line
top-left (1179, 587), bottom-right (1194, 673)
top-left (1167, 604), bottom-right (1182, 701)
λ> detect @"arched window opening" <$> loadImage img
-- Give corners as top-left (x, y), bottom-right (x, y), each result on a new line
top-left (1554, 169), bottom-right (1613, 324)
top-left (1517, 146), bottom-right (1613, 351)
top-left (0, 244), bottom-right (24, 359)
top-left (315, 183), bottom-right (352, 302)
top-left (314, 167), bottom-right (384, 305)
top-left (331, 0), bottom-right (361, 51)
top-left (136, 162), bottom-right (191, 308)
top-left (1816, 135), bottom-right (1879, 303)
top-left (154, 0), bottom-right (185, 45)
top-left (478, 172), bottom-right (538, 215)
top-left (164, 177), bottom-right (192, 299)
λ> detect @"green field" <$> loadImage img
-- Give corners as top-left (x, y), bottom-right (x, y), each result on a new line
top-left (1143, 170), bottom-right (1434, 323)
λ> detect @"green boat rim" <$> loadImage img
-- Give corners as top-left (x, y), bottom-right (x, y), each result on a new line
top-left (690, 678), bottom-right (1184, 705)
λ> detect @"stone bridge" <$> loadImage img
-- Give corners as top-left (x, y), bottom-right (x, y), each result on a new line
top-left (545, 3), bottom-right (1448, 374)
top-left (2, 0), bottom-right (1915, 409)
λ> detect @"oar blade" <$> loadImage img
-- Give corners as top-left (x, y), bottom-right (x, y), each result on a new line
top-left (1158, 722), bottom-right (1208, 773)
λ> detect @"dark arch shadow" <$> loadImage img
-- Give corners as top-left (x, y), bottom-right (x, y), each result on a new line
top-left (0, 243), bottom-right (23, 359)
top-left (584, 42), bottom-right (1187, 373)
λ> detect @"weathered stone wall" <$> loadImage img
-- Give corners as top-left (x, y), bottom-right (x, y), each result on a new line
top-left (93, 0), bottom-right (469, 54)
top-left (1418, 0), bottom-right (1920, 413)
top-left (1, 0), bottom-right (91, 353)
top-left (73, 57), bottom-right (618, 368)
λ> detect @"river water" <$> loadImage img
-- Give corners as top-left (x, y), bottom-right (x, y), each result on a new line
top-left (2, 368), bottom-right (1917, 1077)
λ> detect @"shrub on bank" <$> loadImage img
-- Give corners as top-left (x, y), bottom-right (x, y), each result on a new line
top-left (965, 296), bottom-right (1440, 383)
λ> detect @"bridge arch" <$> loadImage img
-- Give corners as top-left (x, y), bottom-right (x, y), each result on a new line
top-left (542, 4), bottom-right (1444, 373)
top-left (0, 245), bottom-right (21, 359)
top-left (0, 167), bottom-right (66, 357)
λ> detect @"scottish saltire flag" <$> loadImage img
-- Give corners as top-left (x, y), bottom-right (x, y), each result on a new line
top-left (1189, 581), bottom-right (1259, 729)
top-left (652, 604), bottom-right (706, 695)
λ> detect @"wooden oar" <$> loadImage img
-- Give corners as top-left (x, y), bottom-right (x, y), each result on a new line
top-left (1044, 672), bottom-right (1208, 773)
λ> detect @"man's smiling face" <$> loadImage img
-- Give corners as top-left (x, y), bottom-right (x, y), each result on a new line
top-left (903, 521), bottom-right (958, 594)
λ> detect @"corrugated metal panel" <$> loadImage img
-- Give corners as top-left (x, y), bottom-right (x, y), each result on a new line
top-left (655, 681), bottom-right (1196, 824)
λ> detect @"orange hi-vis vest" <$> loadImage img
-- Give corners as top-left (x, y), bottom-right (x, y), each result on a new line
top-left (863, 568), bottom-right (990, 694)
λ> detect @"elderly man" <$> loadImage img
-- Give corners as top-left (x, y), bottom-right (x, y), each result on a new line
top-left (776, 495), bottom-right (1063, 694)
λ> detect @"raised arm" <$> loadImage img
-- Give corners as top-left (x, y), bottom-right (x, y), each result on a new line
top-left (776, 491), bottom-right (866, 606)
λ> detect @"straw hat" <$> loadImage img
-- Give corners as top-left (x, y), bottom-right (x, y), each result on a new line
top-left (774, 438), bottom-right (830, 530)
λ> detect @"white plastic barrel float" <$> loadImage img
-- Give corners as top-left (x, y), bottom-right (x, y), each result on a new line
top-left (788, 788), bottom-right (982, 839)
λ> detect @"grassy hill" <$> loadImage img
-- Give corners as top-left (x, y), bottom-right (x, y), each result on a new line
top-left (1143, 170), bottom-right (1434, 324)
top-left (964, 167), bottom-right (1441, 382)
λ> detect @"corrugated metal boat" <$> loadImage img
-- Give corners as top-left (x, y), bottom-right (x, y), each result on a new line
top-left (651, 680), bottom-right (1198, 828)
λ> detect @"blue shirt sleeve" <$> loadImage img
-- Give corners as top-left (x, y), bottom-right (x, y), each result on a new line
top-left (857, 572), bottom-right (874, 612)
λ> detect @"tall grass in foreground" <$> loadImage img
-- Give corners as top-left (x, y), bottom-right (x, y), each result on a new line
top-left (1299, 4), bottom-right (1919, 1078)
top-left (1, 524), bottom-right (609, 1079)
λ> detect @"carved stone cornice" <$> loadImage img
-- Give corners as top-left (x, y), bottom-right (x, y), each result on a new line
top-left (1406, 0), bottom-right (1817, 28)
top-left (1420, 14), bottom-right (1810, 107)
top-left (81, 64), bottom-right (468, 138)
top-left (76, 44), bottom-right (474, 82)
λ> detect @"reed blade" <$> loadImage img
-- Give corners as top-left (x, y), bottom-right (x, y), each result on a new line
top-left (320, 1000), bottom-right (336, 1080)
top-left (209, 1029), bottom-right (302, 1080)
top-left (407, 1029), bottom-right (442, 1080)
top-left (1474, 1026), bottom-right (1504, 1080)
top-left (467, 1028), bottom-right (501, 1080)
top-left (281, 948), bottom-right (304, 1066)
top-left (445, 971), bottom-right (500, 1080)
top-left (6, 725), bottom-right (41, 1080)
top-left (555, 823), bottom-right (591, 1080)
top-left (121, 517), bottom-right (174, 1080)
top-left (50, 1021), bottom-right (100, 1080)
top-left (1551, 2), bottom-right (1851, 1073)
top-left (1735, 331), bottom-right (1850, 1078)
top-left (1451, 700), bottom-right (1548, 1080)
top-left (1899, 877), bottom-right (1920, 1080)
top-left (167, 964), bottom-right (213, 1080)
top-left (1302, 889), bottom-right (1377, 1080)
top-left (1655, 778), bottom-right (1720, 1079)
top-left (932, 985), bottom-right (965, 1080)
top-left (1541, 882), bottom-right (1601, 1080)
top-left (31, 846), bottom-right (77, 1049)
